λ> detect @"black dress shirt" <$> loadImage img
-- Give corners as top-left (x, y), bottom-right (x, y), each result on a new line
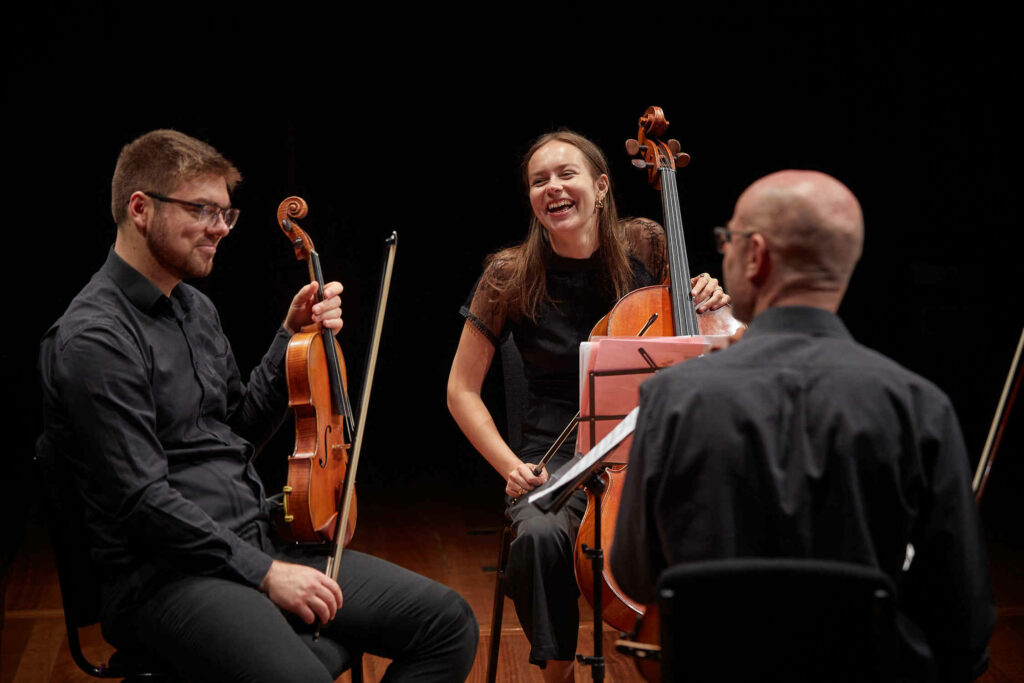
top-left (38, 250), bottom-right (291, 624)
top-left (612, 306), bottom-right (994, 681)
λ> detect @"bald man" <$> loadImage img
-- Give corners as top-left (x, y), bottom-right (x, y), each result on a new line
top-left (611, 171), bottom-right (994, 680)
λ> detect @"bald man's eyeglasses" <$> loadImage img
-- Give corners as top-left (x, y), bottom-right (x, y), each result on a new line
top-left (713, 226), bottom-right (756, 254)
top-left (145, 192), bottom-right (240, 230)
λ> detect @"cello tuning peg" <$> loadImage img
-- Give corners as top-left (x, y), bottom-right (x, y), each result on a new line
top-left (625, 139), bottom-right (648, 157)
top-left (668, 139), bottom-right (691, 167)
top-left (631, 159), bottom-right (648, 170)
top-left (293, 237), bottom-right (304, 250)
top-left (281, 218), bottom-right (293, 232)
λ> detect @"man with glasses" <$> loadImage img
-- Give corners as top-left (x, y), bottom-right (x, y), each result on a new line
top-left (38, 129), bottom-right (477, 682)
top-left (611, 170), bottom-right (994, 680)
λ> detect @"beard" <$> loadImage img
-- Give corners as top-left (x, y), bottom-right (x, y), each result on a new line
top-left (146, 211), bottom-right (216, 282)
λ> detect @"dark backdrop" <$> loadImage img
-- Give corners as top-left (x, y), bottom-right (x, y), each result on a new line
top-left (5, 12), bottom-right (1020, 560)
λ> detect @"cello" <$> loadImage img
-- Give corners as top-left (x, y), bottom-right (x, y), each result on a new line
top-left (571, 106), bottom-right (741, 650)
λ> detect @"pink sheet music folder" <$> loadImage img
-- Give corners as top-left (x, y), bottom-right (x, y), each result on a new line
top-left (577, 336), bottom-right (711, 462)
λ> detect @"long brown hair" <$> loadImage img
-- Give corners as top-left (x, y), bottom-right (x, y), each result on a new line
top-left (481, 131), bottom-right (634, 321)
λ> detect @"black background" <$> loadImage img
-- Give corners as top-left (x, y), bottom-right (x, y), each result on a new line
top-left (4, 10), bottom-right (1020, 555)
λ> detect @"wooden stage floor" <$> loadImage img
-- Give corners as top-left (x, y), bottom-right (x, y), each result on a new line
top-left (3, 482), bottom-right (1022, 682)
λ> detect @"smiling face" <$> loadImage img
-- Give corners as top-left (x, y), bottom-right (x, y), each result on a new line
top-left (145, 173), bottom-right (232, 283)
top-left (526, 140), bottom-right (609, 247)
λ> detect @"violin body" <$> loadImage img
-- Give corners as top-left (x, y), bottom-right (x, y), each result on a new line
top-left (280, 324), bottom-right (357, 545)
top-left (275, 196), bottom-right (358, 547)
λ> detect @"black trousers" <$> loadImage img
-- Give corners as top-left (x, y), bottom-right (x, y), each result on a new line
top-left (504, 487), bottom-right (588, 665)
top-left (122, 522), bottom-right (479, 682)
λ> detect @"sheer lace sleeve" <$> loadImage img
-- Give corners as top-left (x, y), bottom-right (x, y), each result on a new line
top-left (621, 217), bottom-right (667, 282)
top-left (459, 257), bottom-right (513, 348)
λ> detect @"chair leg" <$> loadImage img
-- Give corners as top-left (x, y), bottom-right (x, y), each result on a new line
top-left (486, 518), bottom-right (514, 683)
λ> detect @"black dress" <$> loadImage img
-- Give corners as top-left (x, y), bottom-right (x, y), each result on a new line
top-left (459, 219), bottom-right (665, 664)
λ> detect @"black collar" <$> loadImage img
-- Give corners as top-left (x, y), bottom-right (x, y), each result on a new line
top-left (101, 248), bottom-right (194, 315)
top-left (742, 306), bottom-right (852, 341)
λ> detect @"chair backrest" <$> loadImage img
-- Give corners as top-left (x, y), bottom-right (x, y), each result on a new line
top-left (499, 333), bottom-right (526, 452)
top-left (657, 558), bottom-right (898, 683)
top-left (34, 442), bottom-right (104, 630)
top-left (35, 441), bottom-right (174, 680)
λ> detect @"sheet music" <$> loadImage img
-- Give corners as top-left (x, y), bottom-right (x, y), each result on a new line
top-left (528, 407), bottom-right (640, 510)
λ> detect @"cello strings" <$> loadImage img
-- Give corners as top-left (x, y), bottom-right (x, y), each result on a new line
top-left (660, 167), bottom-right (698, 336)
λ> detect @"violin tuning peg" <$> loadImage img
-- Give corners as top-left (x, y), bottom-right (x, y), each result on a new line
top-left (675, 152), bottom-right (691, 168)
top-left (631, 159), bottom-right (648, 170)
top-left (668, 139), bottom-right (681, 155)
top-left (625, 139), bottom-right (641, 156)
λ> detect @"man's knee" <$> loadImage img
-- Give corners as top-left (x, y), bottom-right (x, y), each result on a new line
top-left (417, 588), bottom-right (479, 676)
top-left (440, 588), bottom-right (479, 644)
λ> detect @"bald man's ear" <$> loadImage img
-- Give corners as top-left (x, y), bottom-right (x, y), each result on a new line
top-left (747, 234), bottom-right (771, 286)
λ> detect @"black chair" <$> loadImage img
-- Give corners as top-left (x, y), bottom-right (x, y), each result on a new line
top-left (653, 558), bottom-right (899, 682)
top-left (35, 449), bottom-right (363, 682)
top-left (34, 447), bottom-right (176, 680)
top-left (485, 334), bottom-right (527, 683)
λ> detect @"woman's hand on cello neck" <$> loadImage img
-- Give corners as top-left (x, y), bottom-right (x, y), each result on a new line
top-left (691, 273), bottom-right (730, 314)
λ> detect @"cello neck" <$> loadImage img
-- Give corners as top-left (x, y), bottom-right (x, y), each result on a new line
top-left (659, 167), bottom-right (699, 336)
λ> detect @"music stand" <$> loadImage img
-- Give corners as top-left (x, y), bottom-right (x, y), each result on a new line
top-left (528, 408), bottom-right (638, 682)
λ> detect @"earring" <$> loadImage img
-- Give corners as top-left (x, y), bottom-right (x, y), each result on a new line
top-left (595, 195), bottom-right (606, 209)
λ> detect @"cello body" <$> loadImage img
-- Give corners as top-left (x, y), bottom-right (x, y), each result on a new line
top-left (572, 465), bottom-right (644, 632)
top-left (591, 285), bottom-right (742, 338)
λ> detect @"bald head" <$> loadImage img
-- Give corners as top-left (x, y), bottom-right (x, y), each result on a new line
top-left (724, 170), bottom-right (864, 320)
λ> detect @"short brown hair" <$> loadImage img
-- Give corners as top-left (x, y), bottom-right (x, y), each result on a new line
top-left (111, 129), bottom-right (242, 226)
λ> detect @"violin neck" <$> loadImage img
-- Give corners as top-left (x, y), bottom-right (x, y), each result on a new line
top-left (310, 250), bottom-right (353, 425)
top-left (659, 168), bottom-right (699, 336)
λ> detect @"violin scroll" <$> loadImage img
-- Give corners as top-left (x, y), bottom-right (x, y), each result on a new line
top-left (277, 196), bottom-right (313, 261)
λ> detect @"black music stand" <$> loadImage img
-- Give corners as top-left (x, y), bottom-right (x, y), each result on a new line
top-left (528, 408), bottom-right (639, 683)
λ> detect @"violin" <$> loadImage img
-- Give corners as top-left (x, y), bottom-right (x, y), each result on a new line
top-left (572, 107), bottom-right (741, 644)
top-left (275, 197), bottom-right (398, 638)
top-left (276, 196), bottom-right (356, 546)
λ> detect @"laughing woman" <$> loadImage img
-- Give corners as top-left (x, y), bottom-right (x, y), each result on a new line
top-left (447, 130), bottom-right (730, 681)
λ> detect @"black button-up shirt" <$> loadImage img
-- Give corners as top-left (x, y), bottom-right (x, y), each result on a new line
top-left (38, 249), bottom-right (291, 621)
top-left (612, 306), bottom-right (994, 681)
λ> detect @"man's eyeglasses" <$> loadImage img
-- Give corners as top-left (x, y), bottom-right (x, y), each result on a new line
top-left (713, 226), bottom-right (756, 254)
top-left (145, 192), bottom-right (240, 230)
